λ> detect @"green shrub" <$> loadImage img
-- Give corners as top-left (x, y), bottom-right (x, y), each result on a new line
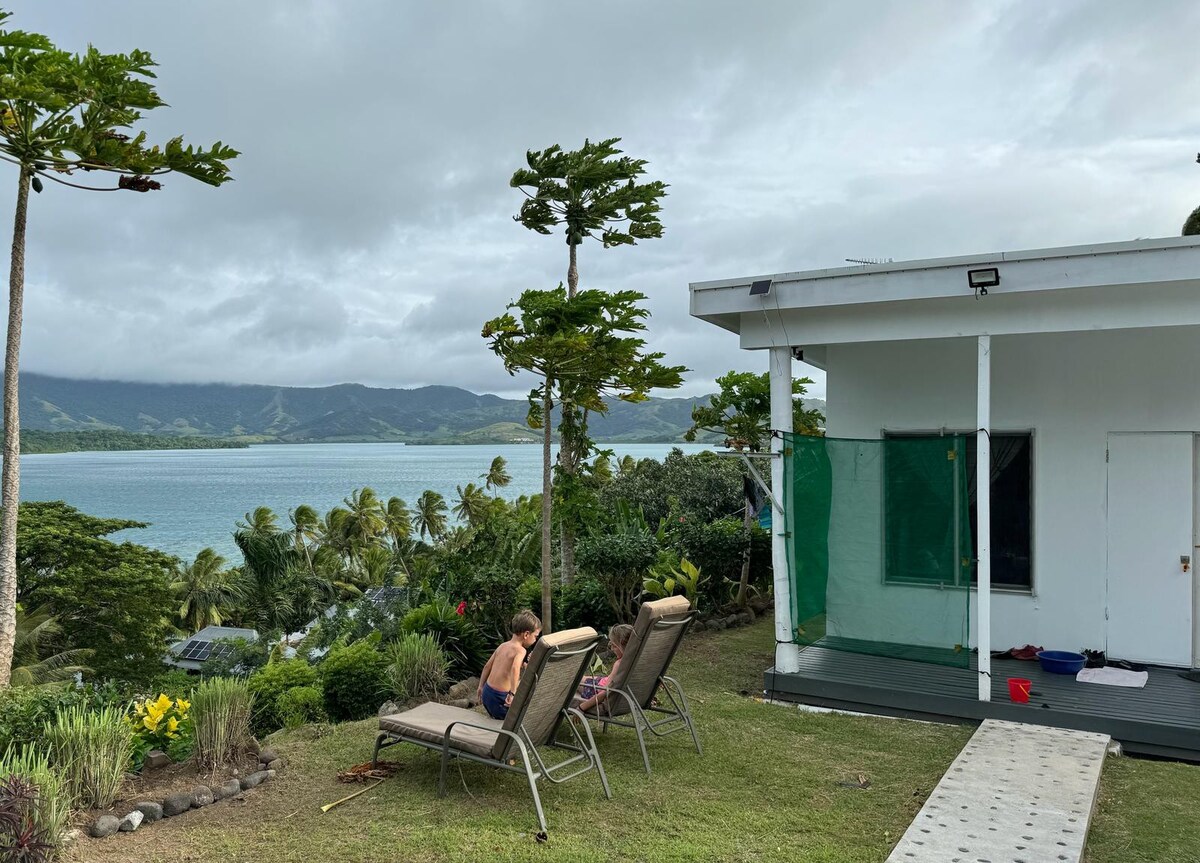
top-left (319, 639), bottom-right (388, 722)
top-left (0, 747), bottom-right (70, 857)
top-left (400, 601), bottom-right (487, 678)
top-left (577, 532), bottom-right (660, 622)
top-left (192, 678), bottom-right (253, 771)
top-left (674, 516), bottom-right (749, 608)
top-left (44, 704), bottom-right (132, 809)
top-left (559, 576), bottom-right (617, 631)
top-left (247, 659), bottom-right (319, 735)
top-left (385, 633), bottom-right (449, 702)
top-left (277, 686), bottom-right (327, 729)
top-left (455, 567), bottom-right (526, 643)
top-left (0, 684), bottom-right (88, 756)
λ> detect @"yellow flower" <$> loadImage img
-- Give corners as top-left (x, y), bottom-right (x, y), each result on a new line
top-left (167, 716), bottom-right (179, 733)
top-left (153, 693), bottom-right (173, 714)
top-left (175, 698), bottom-right (190, 712)
top-left (142, 715), bottom-right (160, 732)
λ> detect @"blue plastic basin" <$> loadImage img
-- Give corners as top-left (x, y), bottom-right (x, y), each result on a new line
top-left (1036, 650), bottom-right (1086, 675)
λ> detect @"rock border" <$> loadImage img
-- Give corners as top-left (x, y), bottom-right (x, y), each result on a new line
top-left (88, 749), bottom-right (284, 839)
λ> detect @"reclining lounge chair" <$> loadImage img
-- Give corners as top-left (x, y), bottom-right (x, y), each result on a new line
top-left (372, 626), bottom-right (610, 835)
top-left (574, 595), bottom-right (701, 774)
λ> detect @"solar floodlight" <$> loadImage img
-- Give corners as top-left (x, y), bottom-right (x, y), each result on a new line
top-left (749, 279), bottom-right (772, 297)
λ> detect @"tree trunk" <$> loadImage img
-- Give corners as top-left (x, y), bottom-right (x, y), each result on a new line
top-left (540, 389), bottom-right (553, 633)
top-left (735, 494), bottom-right (754, 608)
top-left (567, 242), bottom-right (578, 298)
top-left (0, 168), bottom-right (30, 688)
top-left (559, 242), bottom-right (580, 585)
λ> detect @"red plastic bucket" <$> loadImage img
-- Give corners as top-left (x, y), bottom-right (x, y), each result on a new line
top-left (1007, 677), bottom-right (1032, 704)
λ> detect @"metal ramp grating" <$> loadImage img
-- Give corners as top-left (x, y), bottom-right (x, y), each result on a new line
top-left (886, 719), bottom-right (1110, 863)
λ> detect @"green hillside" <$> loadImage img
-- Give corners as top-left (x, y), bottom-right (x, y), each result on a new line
top-left (20, 430), bottom-right (249, 454)
top-left (17, 373), bottom-right (816, 445)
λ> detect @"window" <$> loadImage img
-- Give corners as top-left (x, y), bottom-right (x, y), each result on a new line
top-left (884, 431), bottom-right (1032, 591)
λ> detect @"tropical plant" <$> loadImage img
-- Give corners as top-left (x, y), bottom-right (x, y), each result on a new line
top-left (191, 677), bottom-right (252, 772)
top-left (0, 684), bottom-right (87, 759)
top-left (276, 685), bottom-right (326, 730)
top-left (451, 483), bottom-right (490, 528)
top-left (559, 575), bottom-right (617, 632)
top-left (11, 606), bottom-right (90, 687)
top-left (171, 548), bottom-right (240, 632)
top-left (126, 693), bottom-right (192, 770)
top-left (399, 601), bottom-right (488, 678)
top-left (643, 557), bottom-right (705, 608)
top-left (44, 704), bottom-right (132, 809)
top-left (1185, 204), bottom-right (1200, 236)
top-left (0, 12), bottom-right (236, 686)
top-left (17, 501), bottom-right (176, 682)
top-left (246, 659), bottom-right (318, 736)
top-left (576, 532), bottom-right (660, 623)
top-left (685, 369), bottom-right (822, 606)
top-left (510, 137), bottom-right (670, 586)
top-left (0, 748), bottom-right (69, 860)
top-left (412, 490), bottom-right (448, 542)
top-left (482, 286), bottom-right (685, 629)
top-left (385, 633), bottom-right (449, 702)
top-left (318, 638), bottom-right (388, 722)
top-left (480, 455), bottom-right (512, 496)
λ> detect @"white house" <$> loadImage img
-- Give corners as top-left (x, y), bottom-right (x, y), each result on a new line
top-left (690, 236), bottom-right (1200, 731)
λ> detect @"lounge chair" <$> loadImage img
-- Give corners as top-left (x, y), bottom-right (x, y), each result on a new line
top-left (573, 595), bottom-right (701, 774)
top-left (372, 626), bottom-right (610, 835)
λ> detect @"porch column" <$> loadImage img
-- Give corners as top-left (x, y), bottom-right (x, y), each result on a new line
top-left (770, 347), bottom-right (800, 674)
top-left (977, 335), bottom-right (992, 702)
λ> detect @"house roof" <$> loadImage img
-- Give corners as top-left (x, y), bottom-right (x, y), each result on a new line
top-left (690, 236), bottom-right (1200, 352)
top-left (166, 625), bottom-right (259, 671)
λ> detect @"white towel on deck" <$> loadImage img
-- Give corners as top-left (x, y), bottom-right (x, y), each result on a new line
top-left (1075, 666), bottom-right (1148, 688)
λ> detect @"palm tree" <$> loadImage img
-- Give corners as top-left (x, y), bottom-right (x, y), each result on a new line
top-left (11, 605), bottom-right (90, 686)
top-left (412, 490), bottom-right (449, 542)
top-left (383, 497), bottom-right (412, 548)
top-left (481, 456), bottom-right (512, 497)
top-left (452, 482), bottom-right (491, 528)
top-left (239, 506), bottom-right (279, 535)
top-left (171, 548), bottom-right (241, 633)
top-left (343, 487), bottom-right (386, 549)
top-left (616, 455), bottom-right (637, 476)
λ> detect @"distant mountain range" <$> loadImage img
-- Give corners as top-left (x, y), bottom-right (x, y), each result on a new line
top-left (18, 372), bottom-right (823, 445)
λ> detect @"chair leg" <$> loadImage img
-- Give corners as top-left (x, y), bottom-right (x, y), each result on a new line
top-left (437, 743), bottom-right (452, 797)
top-left (629, 704), bottom-right (652, 775)
top-left (664, 676), bottom-right (703, 756)
top-left (371, 733), bottom-right (387, 769)
top-left (573, 713), bottom-right (612, 800)
top-left (512, 737), bottom-right (548, 836)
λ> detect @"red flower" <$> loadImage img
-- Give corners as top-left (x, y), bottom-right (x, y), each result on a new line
top-left (455, 601), bottom-right (467, 616)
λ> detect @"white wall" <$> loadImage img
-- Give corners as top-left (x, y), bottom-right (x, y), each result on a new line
top-left (825, 326), bottom-right (1200, 655)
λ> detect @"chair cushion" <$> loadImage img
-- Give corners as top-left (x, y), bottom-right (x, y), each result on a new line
top-left (379, 702), bottom-right (503, 758)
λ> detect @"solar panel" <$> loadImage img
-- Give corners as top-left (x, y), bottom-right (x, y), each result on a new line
top-left (749, 279), bottom-right (772, 297)
top-left (180, 640), bottom-right (212, 661)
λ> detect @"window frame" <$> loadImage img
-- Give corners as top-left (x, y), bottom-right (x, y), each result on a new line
top-left (881, 428), bottom-right (1036, 596)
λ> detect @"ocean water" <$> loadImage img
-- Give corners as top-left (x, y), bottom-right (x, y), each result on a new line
top-left (19, 442), bottom-right (710, 561)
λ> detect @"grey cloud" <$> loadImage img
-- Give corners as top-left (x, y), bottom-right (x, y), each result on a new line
top-left (6, 0), bottom-right (1200, 404)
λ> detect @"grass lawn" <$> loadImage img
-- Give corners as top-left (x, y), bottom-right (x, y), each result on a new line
top-left (68, 618), bottom-right (1200, 863)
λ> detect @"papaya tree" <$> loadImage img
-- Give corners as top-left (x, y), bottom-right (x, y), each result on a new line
top-left (510, 138), bottom-right (668, 584)
top-left (685, 370), bottom-right (824, 607)
top-left (483, 286), bottom-right (685, 631)
top-left (0, 12), bottom-right (237, 685)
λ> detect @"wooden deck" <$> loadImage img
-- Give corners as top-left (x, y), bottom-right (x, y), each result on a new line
top-left (766, 646), bottom-right (1200, 761)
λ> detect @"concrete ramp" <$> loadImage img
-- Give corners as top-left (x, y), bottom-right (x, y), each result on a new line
top-left (886, 719), bottom-right (1110, 863)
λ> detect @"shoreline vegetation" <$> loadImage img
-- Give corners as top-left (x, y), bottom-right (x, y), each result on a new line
top-left (20, 428), bottom-right (712, 454)
top-left (20, 430), bottom-right (249, 454)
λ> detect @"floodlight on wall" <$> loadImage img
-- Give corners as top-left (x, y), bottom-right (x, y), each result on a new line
top-left (749, 279), bottom-right (772, 297)
top-left (967, 267), bottom-right (1000, 297)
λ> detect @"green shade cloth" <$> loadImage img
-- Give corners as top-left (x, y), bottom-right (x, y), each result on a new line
top-left (783, 433), bottom-right (973, 668)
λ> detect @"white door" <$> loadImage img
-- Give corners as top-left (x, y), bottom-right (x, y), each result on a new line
top-left (1106, 432), bottom-right (1195, 666)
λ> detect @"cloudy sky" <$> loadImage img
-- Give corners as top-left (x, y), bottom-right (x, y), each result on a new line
top-left (7, 1), bottom-right (1200, 400)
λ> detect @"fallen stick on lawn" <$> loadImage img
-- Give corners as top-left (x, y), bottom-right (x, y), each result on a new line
top-left (321, 780), bottom-right (383, 813)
